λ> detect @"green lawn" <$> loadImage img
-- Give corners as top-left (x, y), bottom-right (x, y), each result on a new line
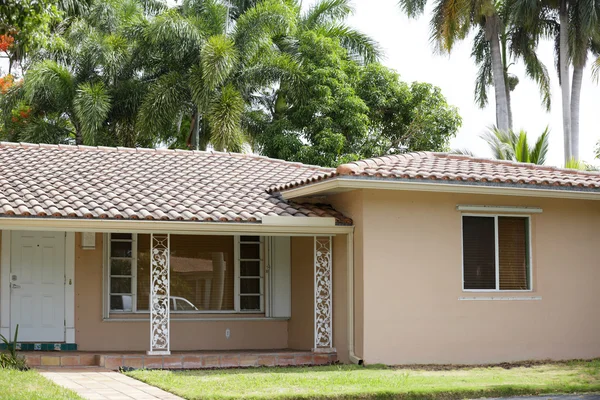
top-left (126, 360), bottom-right (600, 400)
top-left (0, 369), bottom-right (82, 400)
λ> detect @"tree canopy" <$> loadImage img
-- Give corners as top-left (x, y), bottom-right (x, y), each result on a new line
top-left (0, 0), bottom-right (462, 167)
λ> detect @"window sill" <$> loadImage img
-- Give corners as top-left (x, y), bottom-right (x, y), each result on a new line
top-left (458, 296), bottom-right (541, 301)
top-left (103, 315), bottom-right (289, 322)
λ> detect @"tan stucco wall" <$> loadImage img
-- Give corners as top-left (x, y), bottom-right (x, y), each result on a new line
top-left (288, 235), bottom-right (349, 361)
top-left (288, 237), bottom-right (313, 350)
top-left (75, 233), bottom-right (287, 351)
top-left (330, 189), bottom-right (600, 365)
top-left (329, 191), bottom-right (364, 359)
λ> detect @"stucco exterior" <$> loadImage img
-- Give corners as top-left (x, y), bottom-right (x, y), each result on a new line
top-left (328, 189), bottom-right (600, 365)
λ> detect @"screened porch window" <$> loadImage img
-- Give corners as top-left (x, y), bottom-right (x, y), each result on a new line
top-left (107, 234), bottom-right (264, 313)
top-left (462, 215), bottom-right (531, 291)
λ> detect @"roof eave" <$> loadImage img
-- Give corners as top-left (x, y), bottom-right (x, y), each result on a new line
top-left (279, 176), bottom-right (600, 201)
top-left (0, 217), bottom-right (353, 235)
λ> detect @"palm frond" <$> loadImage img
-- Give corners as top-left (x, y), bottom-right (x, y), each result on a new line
top-left (233, 0), bottom-right (296, 65)
top-left (302, 0), bottom-right (353, 29)
top-left (398, 0), bottom-right (428, 18)
top-left (592, 55), bottom-right (600, 83)
top-left (564, 157), bottom-right (588, 170)
top-left (529, 126), bottom-right (549, 165)
top-left (450, 148), bottom-right (475, 156)
top-left (315, 23), bottom-right (381, 64)
top-left (513, 130), bottom-right (530, 163)
top-left (207, 84), bottom-right (245, 152)
top-left (480, 126), bottom-right (514, 160)
top-left (184, 0), bottom-right (228, 38)
top-left (201, 35), bottom-right (239, 90)
top-left (137, 72), bottom-right (190, 137)
top-left (73, 81), bottom-right (111, 145)
top-left (24, 60), bottom-right (76, 113)
top-left (472, 26), bottom-right (492, 108)
top-left (429, 0), bottom-right (471, 53)
top-left (510, 26), bottom-right (551, 111)
top-left (144, 10), bottom-right (202, 64)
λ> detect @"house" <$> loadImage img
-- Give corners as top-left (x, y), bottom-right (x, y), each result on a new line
top-left (0, 142), bottom-right (599, 368)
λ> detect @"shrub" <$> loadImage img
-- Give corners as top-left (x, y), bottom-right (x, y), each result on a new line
top-left (0, 325), bottom-right (28, 370)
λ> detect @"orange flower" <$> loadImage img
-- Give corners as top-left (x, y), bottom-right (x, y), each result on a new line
top-left (0, 34), bottom-right (14, 52)
top-left (0, 74), bottom-right (14, 93)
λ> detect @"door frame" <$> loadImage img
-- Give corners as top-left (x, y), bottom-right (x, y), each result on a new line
top-left (0, 230), bottom-right (75, 342)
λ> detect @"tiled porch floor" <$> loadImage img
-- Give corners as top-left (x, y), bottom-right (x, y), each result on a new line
top-left (27, 349), bottom-right (337, 370)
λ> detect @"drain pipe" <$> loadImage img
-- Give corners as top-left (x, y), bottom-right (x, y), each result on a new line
top-left (347, 231), bottom-right (363, 365)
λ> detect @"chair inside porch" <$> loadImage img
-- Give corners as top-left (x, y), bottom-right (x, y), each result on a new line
top-left (26, 349), bottom-right (338, 370)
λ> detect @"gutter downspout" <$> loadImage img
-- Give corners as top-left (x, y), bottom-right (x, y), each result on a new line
top-left (347, 230), bottom-right (363, 365)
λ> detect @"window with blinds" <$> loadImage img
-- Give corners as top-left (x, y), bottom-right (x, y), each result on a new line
top-left (462, 215), bottom-right (530, 291)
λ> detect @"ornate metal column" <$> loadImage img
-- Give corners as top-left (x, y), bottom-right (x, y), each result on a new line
top-left (148, 234), bottom-right (170, 355)
top-left (314, 236), bottom-right (334, 351)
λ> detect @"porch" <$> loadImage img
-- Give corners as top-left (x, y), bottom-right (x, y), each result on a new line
top-left (26, 349), bottom-right (338, 370)
top-left (0, 227), bottom-right (352, 364)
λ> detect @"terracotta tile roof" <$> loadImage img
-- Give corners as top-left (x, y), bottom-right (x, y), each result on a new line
top-left (274, 152), bottom-right (600, 192)
top-left (0, 142), bottom-right (351, 224)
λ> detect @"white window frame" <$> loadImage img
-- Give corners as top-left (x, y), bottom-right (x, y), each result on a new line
top-left (104, 233), bottom-right (268, 316)
top-left (461, 214), bottom-right (533, 292)
top-left (105, 233), bottom-right (138, 313)
top-left (234, 235), bottom-right (265, 313)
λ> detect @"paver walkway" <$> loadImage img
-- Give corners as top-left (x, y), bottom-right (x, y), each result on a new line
top-left (39, 367), bottom-right (183, 400)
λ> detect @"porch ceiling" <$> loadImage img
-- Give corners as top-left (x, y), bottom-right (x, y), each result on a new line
top-left (0, 142), bottom-right (351, 226)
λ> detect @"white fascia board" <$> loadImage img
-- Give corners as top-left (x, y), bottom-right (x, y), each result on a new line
top-left (0, 218), bottom-right (352, 235)
top-left (261, 216), bottom-right (335, 226)
top-left (280, 177), bottom-right (600, 201)
top-left (456, 205), bottom-right (543, 213)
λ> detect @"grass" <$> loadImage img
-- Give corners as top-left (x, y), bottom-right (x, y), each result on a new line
top-left (125, 360), bottom-right (600, 400)
top-left (0, 368), bottom-right (83, 400)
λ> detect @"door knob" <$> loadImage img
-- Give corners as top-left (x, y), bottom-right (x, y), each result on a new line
top-left (10, 283), bottom-right (20, 289)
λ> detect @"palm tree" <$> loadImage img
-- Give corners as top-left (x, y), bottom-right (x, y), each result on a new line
top-left (399, 0), bottom-right (511, 132)
top-left (482, 126), bottom-right (550, 165)
top-left (135, 0), bottom-right (297, 152)
top-left (513, 0), bottom-right (600, 163)
top-left (0, 0), bottom-right (159, 146)
top-left (473, 0), bottom-right (552, 130)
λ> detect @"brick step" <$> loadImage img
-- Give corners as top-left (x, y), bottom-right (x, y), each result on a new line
top-left (23, 353), bottom-right (99, 367)
top-left (100, 352), bottom-right (337, 370)
top-left (23, 351), bottom-right (337, 370)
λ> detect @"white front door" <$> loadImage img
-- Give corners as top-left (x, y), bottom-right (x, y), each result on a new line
top-left (10, 231), bottom-right (65, 342)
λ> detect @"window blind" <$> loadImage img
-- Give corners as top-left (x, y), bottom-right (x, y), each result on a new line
top-left (498, 217), bottom-right (529, 290)
top-left (462, 216), bottom-right (496, 289)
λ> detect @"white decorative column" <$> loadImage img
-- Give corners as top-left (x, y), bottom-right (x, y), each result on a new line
top-left (314, 236), bottom-right (334, 352)
top-left (148, 234), bottom-right (170, 355)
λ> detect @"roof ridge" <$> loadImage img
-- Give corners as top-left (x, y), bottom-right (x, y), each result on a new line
top-left (434, 152), bottom-right (599, 176)
top-left (0, 141), bottom-right (334, 173)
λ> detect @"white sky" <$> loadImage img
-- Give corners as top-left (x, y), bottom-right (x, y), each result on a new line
top-left (337, 0), bottom-right (600, 167)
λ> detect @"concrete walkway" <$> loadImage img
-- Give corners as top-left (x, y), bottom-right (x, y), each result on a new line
top-left (39, 367), bottom-right (183, 400)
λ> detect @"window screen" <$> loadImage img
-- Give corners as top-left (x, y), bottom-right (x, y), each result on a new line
top-left (462, 216), bottom-right (530, 291)
top-left (136, 235), bottom-right (235, 312)
top-left (109, 234), bottom-right (134, 312)
top-left (239, 236), bottom-right (263, 311)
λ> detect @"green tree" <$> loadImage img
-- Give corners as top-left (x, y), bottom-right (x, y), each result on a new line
top-left (249, 33), bottom-right (461, 167)
top-left (399, 0), bottom-right (511, 132)
top-left (481, 126), bottom-right (550, 165)
top-left (135, 0), bottom-right (296, 152)
top-left (0, 0), bottom-right (160, 146)
top-left (513, 0), bottom-right (600, 162)
top-left (0, 0), bottom-right (91, 75)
